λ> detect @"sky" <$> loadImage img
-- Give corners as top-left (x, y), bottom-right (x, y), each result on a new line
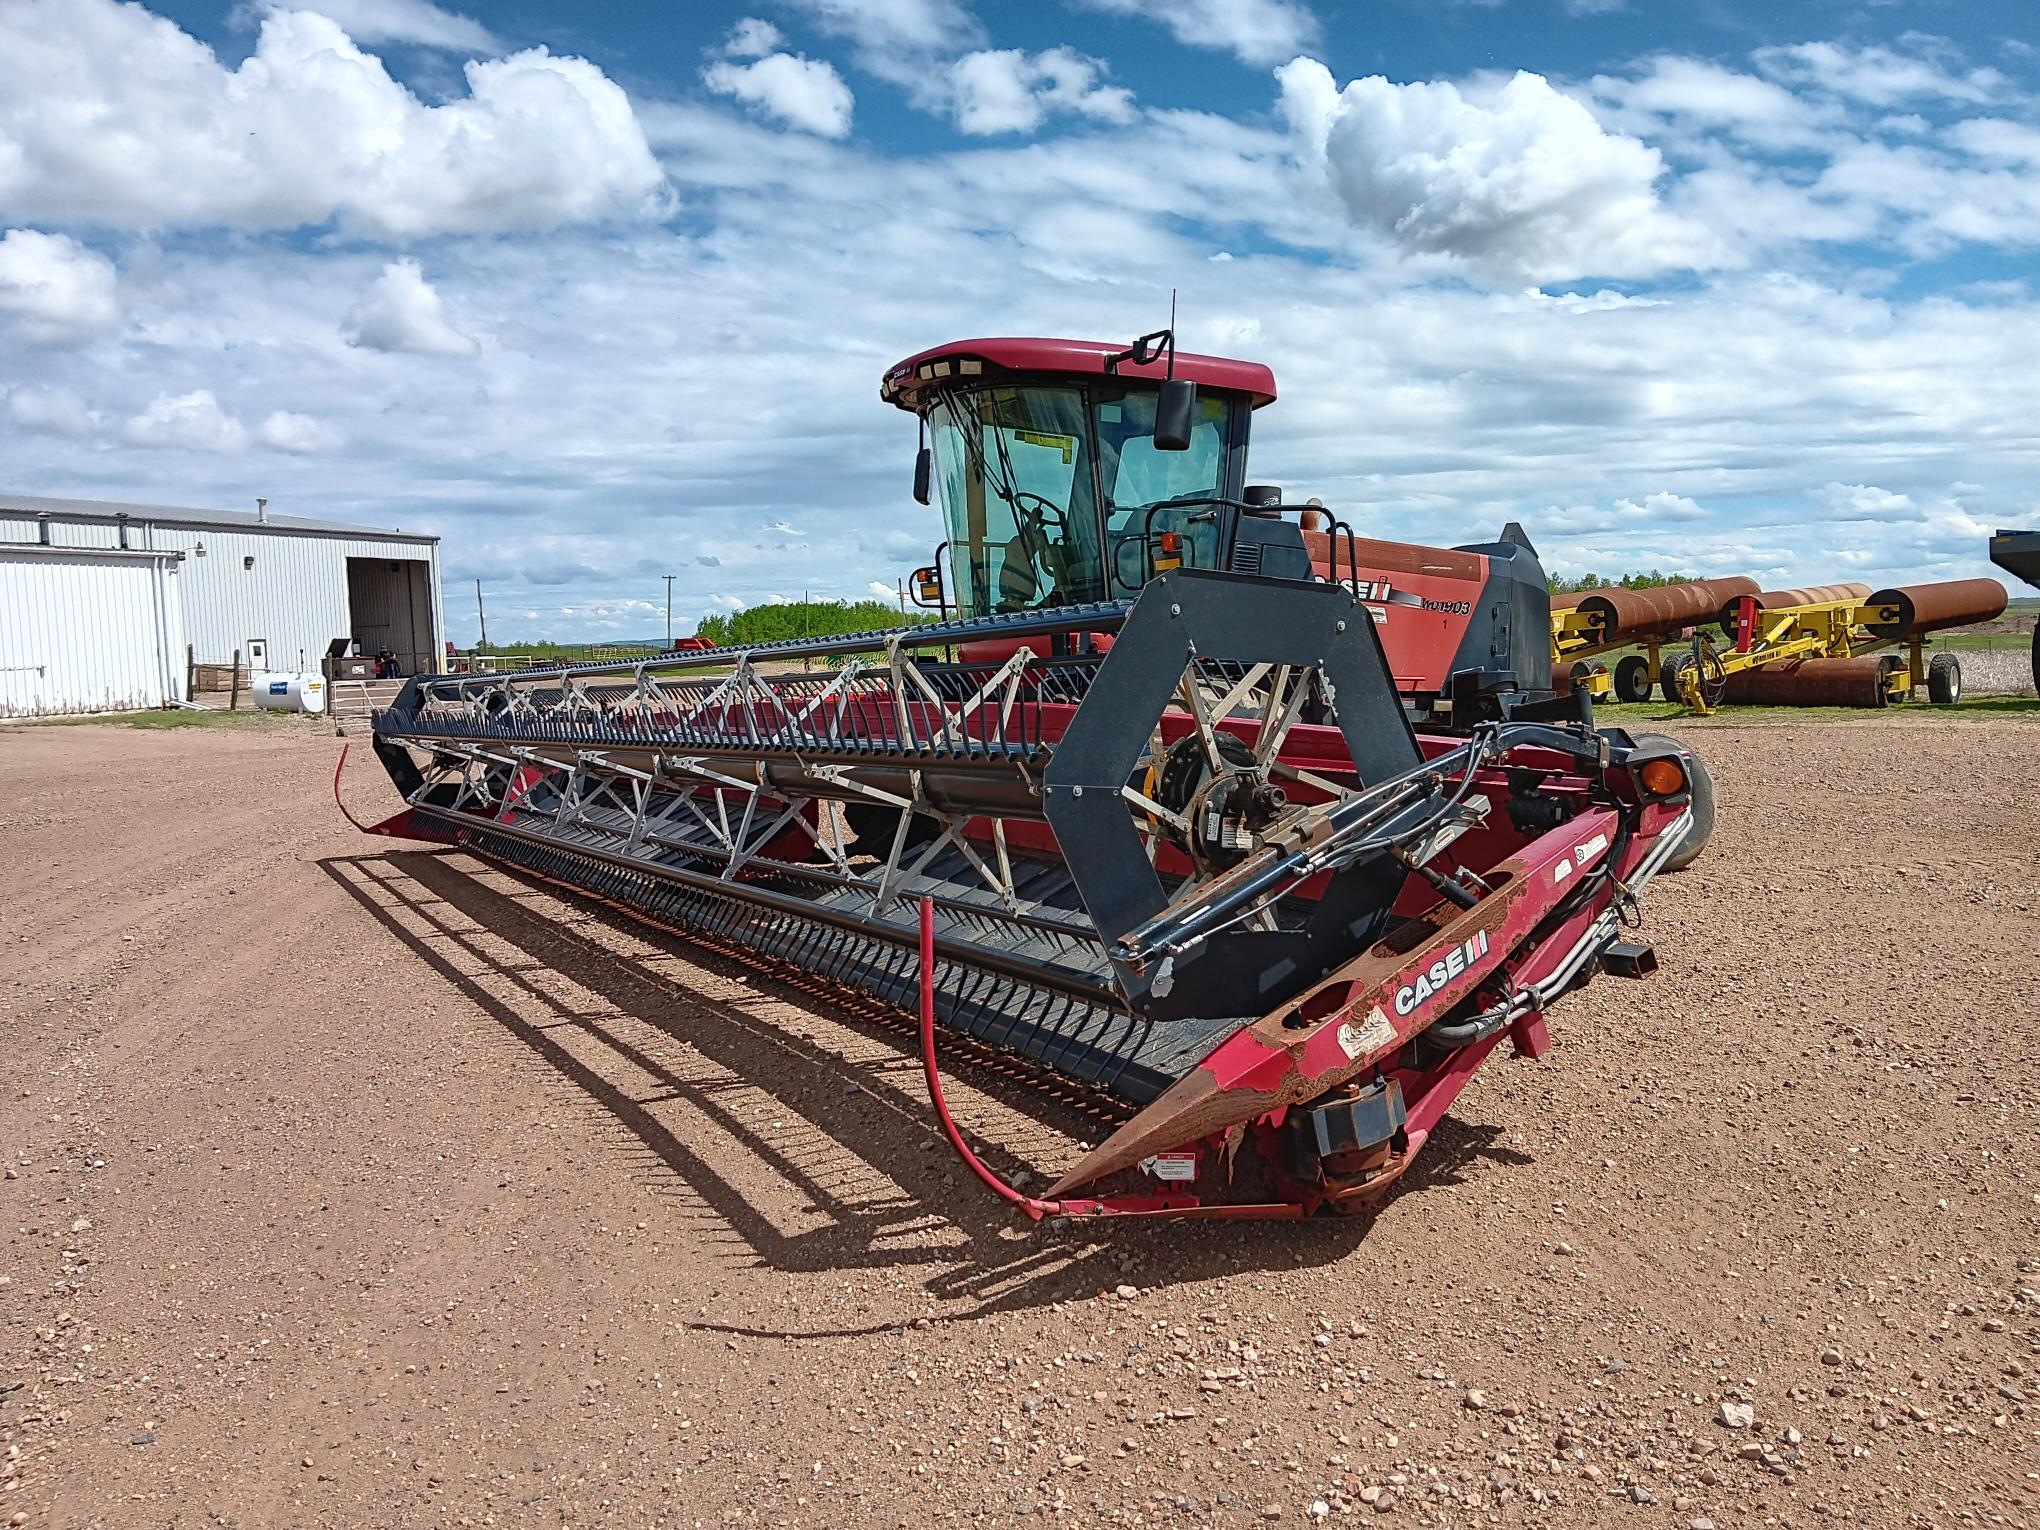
top-left (0, 0), bottom-right (2035, 642)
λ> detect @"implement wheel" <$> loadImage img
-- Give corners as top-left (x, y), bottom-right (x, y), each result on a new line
top-left (1613, 654), bottom-right (1653, 703)
top-left (1657, 653), bottom-right (1685, 702)
top-left (1661, 651), bottom-right (1726, 711)
top-left (1927, 653), bottom-right (1962, 705)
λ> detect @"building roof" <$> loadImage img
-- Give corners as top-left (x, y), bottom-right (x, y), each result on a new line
top-left (0, 491), bottom-right (437, 545)
top-left (882, 337), bottom-right (1279, 412)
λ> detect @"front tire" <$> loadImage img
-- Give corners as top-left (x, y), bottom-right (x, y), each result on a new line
top-left (1613, 653), bottom-right (1652, 703)
top-left (1927, 652), bottom-right (1962, 705)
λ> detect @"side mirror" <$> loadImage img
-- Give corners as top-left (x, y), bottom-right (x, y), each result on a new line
top-left (913, 446), bottom-right (934, 505)
top-left (1154, 379), bottom-right (1196, 452)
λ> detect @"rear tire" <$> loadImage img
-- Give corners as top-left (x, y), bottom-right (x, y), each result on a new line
top-left (1613, 654), bottom-right (1652, 703)
top-left (2032, 625), bottom-right (2040, 698)
top-left (1661, 651), bottom-right (1725, 709)
top-left (1630, 734), bottom-right (1714, 873)
top-left (1927, 652), bottom-right (1962, 705)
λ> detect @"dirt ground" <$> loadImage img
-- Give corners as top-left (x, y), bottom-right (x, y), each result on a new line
top-left (3, 716), bottom-right (2037, 1530)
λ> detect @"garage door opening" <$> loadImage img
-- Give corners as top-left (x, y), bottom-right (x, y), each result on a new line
top-left (346, 557), bottom-right (434, 676)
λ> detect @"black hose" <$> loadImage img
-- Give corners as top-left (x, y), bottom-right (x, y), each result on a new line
top-left (1418, 799), bottom-right (1643, 1054)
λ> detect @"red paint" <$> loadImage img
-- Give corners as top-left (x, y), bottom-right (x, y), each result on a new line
top-left (916, 896), bottom-right (1300, 1221)
top-left (332, 744), bottom-right (439, 841)
top-left (884, 338), bottom-right (1277, 409)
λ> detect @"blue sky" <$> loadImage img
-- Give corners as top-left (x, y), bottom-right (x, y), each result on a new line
top-left (1, 0), bottom-right (2035, 642)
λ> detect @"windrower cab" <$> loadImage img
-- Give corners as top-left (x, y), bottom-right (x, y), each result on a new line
top-left (884, 331), bottom-right (1553, 726)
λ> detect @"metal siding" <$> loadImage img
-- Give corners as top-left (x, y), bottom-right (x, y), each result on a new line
top-left (0, 516), bottom-right (121, 549)
top-left (6, 512), bottom-right (441, 674)
top-left (143, 524), bottom-right (433, 672)
top-left (0, 553), bottom-right (182, 716)
top-left (428, 541), bottom-right (445, 664)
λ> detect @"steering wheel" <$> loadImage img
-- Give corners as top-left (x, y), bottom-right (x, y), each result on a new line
top-left (1008, 489), bottom-right (1065, 543)
top-left (1001, 489), bottom-right (1069, 582)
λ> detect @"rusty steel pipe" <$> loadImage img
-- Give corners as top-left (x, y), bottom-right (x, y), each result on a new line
top-left (1861, 578), bottom-right (2008, 639)
top-left (1719, 655), bottom-right (1898, 708)
top-left (1716, 583), bottom-right (1871, 631)
top-left (1575, 577), bottom-right (1760, 641)
top-left (1551, 660), bottom-right (1594, 695)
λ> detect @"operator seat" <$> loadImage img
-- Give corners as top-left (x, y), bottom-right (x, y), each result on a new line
top-left (998, 534), bottom-right (1040, 609)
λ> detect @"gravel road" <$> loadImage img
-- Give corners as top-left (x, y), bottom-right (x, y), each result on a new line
top-left (2, 717), bottom-right (2036, 1530)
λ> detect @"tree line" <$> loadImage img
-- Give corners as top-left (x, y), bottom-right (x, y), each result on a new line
top-left (1546, 570), bottom-right (1696, 594)
top-left (693, 597), bottom-right (936, 648)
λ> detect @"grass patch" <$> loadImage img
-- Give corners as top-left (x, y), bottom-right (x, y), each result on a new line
top-left (8, 707), bottom-right (309, 730)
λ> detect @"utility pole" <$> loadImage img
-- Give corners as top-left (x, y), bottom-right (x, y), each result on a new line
top-left (476, 578), bottom-right (488, 650)
top-left (664, 574), bottom-right (675, 647)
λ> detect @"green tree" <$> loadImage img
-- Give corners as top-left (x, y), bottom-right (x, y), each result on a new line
top-left (694, 598), bottom-right (935, 648)
top-left (1548, 569), bottom-right (1697, 594)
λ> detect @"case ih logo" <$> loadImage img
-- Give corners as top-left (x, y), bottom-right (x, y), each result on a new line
top-left (1393, 930), bottom-right (1491, 1016)
top-left (1356, 581), bottom-right (1426, 609)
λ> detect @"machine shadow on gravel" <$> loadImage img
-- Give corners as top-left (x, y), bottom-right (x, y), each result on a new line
top-left (319, 849), bottom-right (1532, 1321)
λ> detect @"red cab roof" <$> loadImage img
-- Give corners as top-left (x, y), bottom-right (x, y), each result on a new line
top-left (882, 337), bottom-right (1277, 412)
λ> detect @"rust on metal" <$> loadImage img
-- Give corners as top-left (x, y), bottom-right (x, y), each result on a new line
top-left (1862, 578), bottom-right (2008, 639)
top-left (1574, 576), bottom-right (1761, 642)
top-left (1717, 583), bottom-right (1870, 629)
top-left (1718, 655), bottom-right (1897, 707)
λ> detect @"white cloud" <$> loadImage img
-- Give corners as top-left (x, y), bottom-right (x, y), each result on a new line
top-left (1540, 490), bottom-right (1710, 537)
top-left (1949, 117), bottom-right (2040, 166)
top-left (1596, 56), bottom-right (1825, 149)
top-left (124, 390), bottom-right (248, 453)
top-left (0, 229), bottom-right (119, 345)
top-left (273, 0), bottom-right (499, 52)
top-left (5, 384), bottom-right (97, 438)
top-left (257, 410), bottom-right (344, 454)
top-left (1813, 141), bottom-right (2040, 254)
top-left (778, 0), bottom-right (982, 86)
top-left (345, 259), bottom-right (478, 355)
top-left (782, 0), bottom-right (977, 54)
top-left (0, 0), bottom-right (668, 238)
top-left (1754, 40), bottom-right (2004, 108)
top-left (865, 579), bottom-right (899, 599)
top-left (704, 53), bottom-right (855, 138)
top-left (950, 48), bottom-right (1134, 135)
top-left (1817, 482), bottom-right (1921, 522)
top-left (1277, 62), bottom-right (1727, 283)
top-left (1077, 0), bottom-right (1318, 67)
top-left (723, 18), bottom-right (784, 59)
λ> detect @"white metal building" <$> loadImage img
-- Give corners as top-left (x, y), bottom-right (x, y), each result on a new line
top-left (0, 492), bottom-right (444, 717)
top-left (0, 544), bottom-right (189, 716)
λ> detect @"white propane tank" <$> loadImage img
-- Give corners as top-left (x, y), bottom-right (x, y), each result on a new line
top-left (252, 671), bottom-right (328, 715)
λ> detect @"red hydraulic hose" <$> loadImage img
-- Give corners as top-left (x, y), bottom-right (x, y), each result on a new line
top-left (332, 744), bottom-right (376, 832)
top-left (917, 896), bottom-right (1064, 1221)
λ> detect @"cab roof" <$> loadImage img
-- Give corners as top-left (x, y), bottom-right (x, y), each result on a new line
top-left (882, 338), bottom-right (1278, 413)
